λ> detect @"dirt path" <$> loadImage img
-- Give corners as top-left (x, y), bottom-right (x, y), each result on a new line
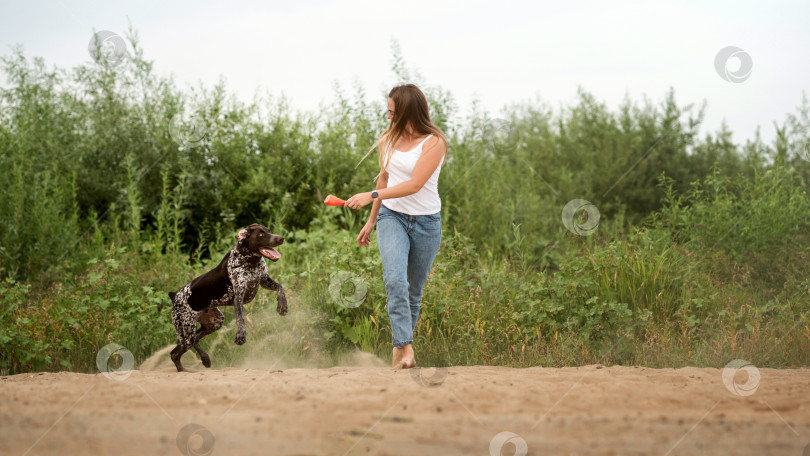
top-left (1, 364), bottom-right (808, 455)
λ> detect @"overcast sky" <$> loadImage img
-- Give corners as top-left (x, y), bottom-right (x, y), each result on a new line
top-left (2, 0), bottom-right (808, 145)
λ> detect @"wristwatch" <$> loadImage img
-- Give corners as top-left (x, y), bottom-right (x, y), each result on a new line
top-left (371, 191), bottom-right (379, 200)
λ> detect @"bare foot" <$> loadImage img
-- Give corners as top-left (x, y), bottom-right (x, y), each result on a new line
top-left (399, 344), bottom-right (417, 369)
top-left (392, 347), bottom-right (404, 368)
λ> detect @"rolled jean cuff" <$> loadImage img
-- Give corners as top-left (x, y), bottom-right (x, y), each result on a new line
top-left (393, 339), bottom-right (412, 348)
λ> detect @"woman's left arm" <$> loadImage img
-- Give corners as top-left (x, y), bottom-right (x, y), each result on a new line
top-left (345, 137), bottom-right (446, 209)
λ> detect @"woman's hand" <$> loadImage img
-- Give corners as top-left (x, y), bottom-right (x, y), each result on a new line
top-left (346, 192), bottom-right (373, 210)
top-left (357, 221), bottom-right (375, 246)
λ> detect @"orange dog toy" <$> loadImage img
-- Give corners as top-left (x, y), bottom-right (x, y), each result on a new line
top-left (324, 194), bottom-right (346, 206)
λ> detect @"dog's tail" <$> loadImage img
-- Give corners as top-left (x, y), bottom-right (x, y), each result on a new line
top-left (168, 291), bottom-right (177, 302)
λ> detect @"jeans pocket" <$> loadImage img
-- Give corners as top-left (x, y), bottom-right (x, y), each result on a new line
top-left (376, 207), bottom-right (392, 221)
top-left (427, 212), bottom-right (441, 222)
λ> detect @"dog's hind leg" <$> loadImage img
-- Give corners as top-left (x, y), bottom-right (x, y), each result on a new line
top-left (192, 308), bottom-right (224, 368)
top-left (170, 304), bottom-right (198, 372)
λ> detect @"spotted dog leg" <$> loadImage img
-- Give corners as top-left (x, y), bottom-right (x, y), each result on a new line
top-left (170, 300), bottom-right (197, 372)
top-left (261, 275), bottom-right (288, 316)
top-left (233, 289), bottom-right (248, 345)
top-left (192, 307), bottom-right (224, 368)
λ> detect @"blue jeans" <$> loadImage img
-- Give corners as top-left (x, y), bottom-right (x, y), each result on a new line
top-left (376, 204), bottom-right (442, 348)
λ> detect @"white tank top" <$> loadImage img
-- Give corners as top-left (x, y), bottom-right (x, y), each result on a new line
top-left (381, 134), bottom-right (444, 215)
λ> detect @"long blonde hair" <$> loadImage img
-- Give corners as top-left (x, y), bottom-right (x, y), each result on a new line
top-left (357, 84), bottom-right (447, 180)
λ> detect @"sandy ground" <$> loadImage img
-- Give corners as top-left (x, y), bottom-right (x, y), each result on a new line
top-left (1, 361), bottom-right (809, 456)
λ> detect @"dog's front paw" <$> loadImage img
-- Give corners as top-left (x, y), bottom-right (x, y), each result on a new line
top-left (277, 293), bottom-right (288, 316)
top-left (234, 330), bottom-right (247, 345)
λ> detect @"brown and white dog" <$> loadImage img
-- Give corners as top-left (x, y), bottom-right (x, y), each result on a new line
top-left (168, 223), bottom-right (287, 372)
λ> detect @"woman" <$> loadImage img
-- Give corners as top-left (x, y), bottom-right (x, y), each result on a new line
top-left (345, 83), bottom-right (448, 369)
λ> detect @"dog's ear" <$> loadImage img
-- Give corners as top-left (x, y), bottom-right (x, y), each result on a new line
top-left (236, 228), bottom-right (249, 242)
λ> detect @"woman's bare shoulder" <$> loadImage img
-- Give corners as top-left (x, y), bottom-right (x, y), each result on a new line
top-left (424, 134), bottom-right (447, 151)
